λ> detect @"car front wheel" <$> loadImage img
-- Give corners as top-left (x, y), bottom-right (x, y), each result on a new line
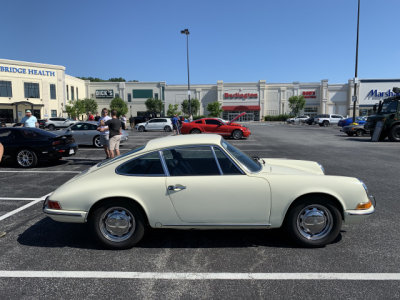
top-left (90, 200), bottom-right (146, 249)
top-left (138, 126), bottom-right (145, 132)
top-left (16, 149), bottom-right (38, 168)
top-left (323, 120), bottom-right (329, 127)
top-left (356, 129), bottom-right (365, 137)
top-left (164, 126), bottom-right (172, 132)
top-left (47, 124), bottom-right (55, 130)
top-left (232, 130), bottom-right (243, 140)
top-left (286, 197), bottom-right (342, 247)
top-left (190, 128), bottom-right (201, 134)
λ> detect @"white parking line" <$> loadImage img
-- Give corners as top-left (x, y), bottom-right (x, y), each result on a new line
top-left (0, 171), bottom-right (81, 173)
top-left (0, 193), bottom-right (51, 221)
top-left (0, 271), bottom-right (399, 280)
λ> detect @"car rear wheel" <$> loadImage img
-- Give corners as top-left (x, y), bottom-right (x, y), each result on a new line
top-left (232, 130), bottom-right (243, 140)
top-left (16, 149), bottom-right (38, 168)
top-left (286, 197), bottom-right (342, 247)
top-left (346, 132), bottom-right (353, 136)
top-left (164, 126), bottom-right (172, 132)
top-left (90, 200), bottom-right (145, 249)
top-left (138, 126), bottom-right (145, 132)
top-left (356, 129), bottom-right (365, 137)
top-left (93, 135), bottom-right (102, 148)
top-left (190, 128), bottom-right (201, 134)
top-left (388, 124), bottom-right (400, 142)
top-left (47, 124), bottom-right (55, 130)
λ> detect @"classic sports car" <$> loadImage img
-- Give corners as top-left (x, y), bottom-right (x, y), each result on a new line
top-left (180, 113), bottom-right (251, 139)
top-left (43, 134), bottom-right (374, 249)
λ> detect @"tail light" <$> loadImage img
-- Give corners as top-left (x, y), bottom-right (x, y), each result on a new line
top-left (52, 140), bottom-right (61, 146)
top-left (47, 200), bottom-right (62, 210)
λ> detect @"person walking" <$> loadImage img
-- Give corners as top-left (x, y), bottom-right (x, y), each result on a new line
top-left (129, 116), bottom-right (135, 129)
top-left (20, 110), bottom-right (38, 128)
top-left (172, 114), bottom-right (179, 135)
top-left (97, 108), bottom-right (111, 159)
top-left (101, 110), bottom-right (122, 159)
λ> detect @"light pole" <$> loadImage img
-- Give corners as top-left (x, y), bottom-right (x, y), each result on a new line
top-left (181, 28), bottom-right (191, 116)
top-left (352, 0), bottom-right (360, 121)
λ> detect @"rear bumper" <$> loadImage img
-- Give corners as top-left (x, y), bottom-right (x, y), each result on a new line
top-left (43, 197), bottom-right (87, 223)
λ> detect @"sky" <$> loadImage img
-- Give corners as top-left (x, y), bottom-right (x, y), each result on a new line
top-left (3, 0), bottom-right (400, 85)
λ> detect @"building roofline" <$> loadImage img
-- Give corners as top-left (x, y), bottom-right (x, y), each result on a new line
top-left (0, 58), bottom-right (66, 71)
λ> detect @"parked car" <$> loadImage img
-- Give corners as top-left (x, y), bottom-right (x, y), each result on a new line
top-left (44, 117), bottom-right (77, 130)
top-left (43, 134), bottom-right (375, 249)
top-left (181, 112), bottom-right (251, 139)
top-left (314, 114), bottom-right (344, 126)
top-left (59, 121), bottom-right (129, 148)
top-left (0, 127), bottom-right (77, 167)
top-left (135, 118), bottom-right (173, 132)
top-left (341, 124), bottom-right (369, 137)
top-left (305, 115), bottom-right (324, 125)
top-left (338, 116), bottom-right (367, 127)
top-left (286, 115), bottom-right (310, 124)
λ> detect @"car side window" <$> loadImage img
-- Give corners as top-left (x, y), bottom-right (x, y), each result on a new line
top-left (213, 147), bottom-right (242, 175)
top-left (117, 152), bottom-right (165, 176)
top-left (71, 124), bottom-right (84, 130)
top-left (195, 120), bottom-right (202, 124)
top-left (0, 129), bottom-right (12, 138)
top-left (162, 146), bottom-right (220, 176)
top-left (205, 119), bottom-right (221, 125)
top-left (89, 124), bottom-right (98, 130)
top-left (20, 129), bottom-right (41, 139)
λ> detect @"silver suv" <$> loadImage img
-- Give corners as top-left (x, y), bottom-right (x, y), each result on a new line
top-left (135, 118), bottom-right (173, 132)
top-left (45, 117), bottom-right (77, 130)
top-left (314, 114), bottom-right (344, 127)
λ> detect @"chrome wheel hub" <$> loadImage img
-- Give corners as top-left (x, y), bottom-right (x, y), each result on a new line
top-left (17, 151), bottom-right (33, 167)
top-left (297, 205), bottom-right (333, 240)
top-left (100, 207), bottom-right (135, 242)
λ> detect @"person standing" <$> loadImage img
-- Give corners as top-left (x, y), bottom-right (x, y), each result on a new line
top-left (97, 108), bottom-right (111, 159)
top-left (120, 114), bottom-right (127, 130)
top-left (94, 112), bottom-right (100, 122)
top-left (172, 114), bottom-right (179, 135)
top-left (188, 114), bottom-right (193, 122)
top-left (88, 112), bottom-right (94, 121)
top-left (129, 116), bottom-right (135, 129)
top-left (20, 110), bottom-right (38, 128)
top-left (102, 110), bottom-right (122, 159)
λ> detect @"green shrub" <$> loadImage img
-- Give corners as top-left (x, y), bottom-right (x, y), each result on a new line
top-left (264, 114), bottom-right (292, 121)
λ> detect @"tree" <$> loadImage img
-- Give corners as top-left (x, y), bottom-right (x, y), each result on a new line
top-left (181, 98), bottom-right (200, 116)
top-left (108, 77), bottom-right (126, 82)
top-left (167, 104), bottom-right (181, 116)
top-left (207, 101), bottom-right (223, 117)
top-left (288, 95), bottom-right (306, 116)
top-left (145, 98), bottom-right (163, 116)
top-left (65, 100), bottom-right (86, 120)
top-left (82, 98), bottom-right (98, 116)
top-left (110, 97), bottom-right (128, 117)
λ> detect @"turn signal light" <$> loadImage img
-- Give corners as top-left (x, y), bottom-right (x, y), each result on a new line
top-left (356, 201), bottom-right (372, 210)
top-left (47, 200), bottom-right (62, 210)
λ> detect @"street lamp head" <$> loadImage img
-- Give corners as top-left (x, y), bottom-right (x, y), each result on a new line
top-left (180, 29), bottom-right (190, 35)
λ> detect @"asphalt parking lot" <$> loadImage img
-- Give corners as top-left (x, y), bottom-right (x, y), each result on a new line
top-left (0, 123), bottom-right (399, 299)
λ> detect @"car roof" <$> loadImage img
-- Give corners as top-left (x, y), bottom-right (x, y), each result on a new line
top-left (144, 134), bottom-right (222, 152)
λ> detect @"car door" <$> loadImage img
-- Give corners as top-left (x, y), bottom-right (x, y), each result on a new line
top-left (163, 146), bottom-right (271, 224)
top-left (204, 119), bottom-right (222, 133)
top-left (145, 119), bottom-right (157, 131)
top-left (69, 123), bottom-right (84, 144)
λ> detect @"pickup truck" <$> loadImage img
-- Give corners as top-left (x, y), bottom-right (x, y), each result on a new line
top-left (314, 114), bottom-right (344, 126)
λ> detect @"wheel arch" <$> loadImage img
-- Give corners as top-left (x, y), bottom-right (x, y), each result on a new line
top-left (283, 192), bottom-right (345, 225)
top-left (86, 196), bottom-right (150, 227)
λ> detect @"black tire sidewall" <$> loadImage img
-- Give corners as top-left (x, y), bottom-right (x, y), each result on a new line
top-left (286, 198), bottom-right (342, 247)
top-left (232, 130), bottom-right (243, 140)
top-left (90, 200), bottom-right (146, 249)
top-left (389, 125), bottom-right (400, 142)
top-left (93, 136), bottom-right (102, 148)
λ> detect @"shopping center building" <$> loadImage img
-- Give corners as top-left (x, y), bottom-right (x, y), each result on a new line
top-left (1, 58), bottom-right (399, 122)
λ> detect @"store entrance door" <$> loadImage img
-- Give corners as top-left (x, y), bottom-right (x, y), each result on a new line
top-left (228, 112), bottom-right (254, 122)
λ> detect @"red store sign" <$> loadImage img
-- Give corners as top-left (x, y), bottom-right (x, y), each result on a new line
top-left (302, 91), bottom-right (316, 98)
top-left (224, 93), bottom-right (258, 99)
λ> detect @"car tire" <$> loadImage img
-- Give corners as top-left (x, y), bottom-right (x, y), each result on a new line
top-left (388, 124), bottom-right (400, 142)
top-left (164, 126), bottom-right (172, 132)
top-left (356, 129), bottom-right (365, 137)
top-left (47, 124), bottom-right (55, 130)
top-left (93, 135), bottom-right (102, 148)
top-left (346, 132), bottom-right (353, 136)
top-left (138, 126), bottom-right (145, 132)
top-left (190, 129), bottom-right (201, 134)
top-left (323, 120), bottom-right (329, 127)
top-left (16, 149), bottom-right (38, 168)
top-left (232, 130), bottom-right (243, 140)
top-left (285, 197), bottom-right (342, 247)
top-left (90, 200), bottom-right (146, 249)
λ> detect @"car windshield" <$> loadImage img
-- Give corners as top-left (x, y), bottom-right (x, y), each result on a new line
top-left (380, 100), bottom-right (398, 114)
top-left (96, 146), bottom-right (145, 167)
top-left (220, 140), bottom-right (261, 173)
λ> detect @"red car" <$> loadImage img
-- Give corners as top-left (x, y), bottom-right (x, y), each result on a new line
top-left (181, 112), bottom-right (251, 139)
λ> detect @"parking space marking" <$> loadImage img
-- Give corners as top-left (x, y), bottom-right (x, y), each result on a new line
top-left (0, 271), bottom-right (399, 281)
top-left (0, 193), bottom-right (51, 221)
top-left (0, 171), bottom-right (81, 174)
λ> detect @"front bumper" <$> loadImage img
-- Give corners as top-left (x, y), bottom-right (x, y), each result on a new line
top-left (344, 204), bottom-right (375, 224)
top-left (43, 197), bottom-right (87, 223)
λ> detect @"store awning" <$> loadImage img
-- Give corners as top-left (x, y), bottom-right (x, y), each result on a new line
top-left (222, 105), bottom-right (260, 111)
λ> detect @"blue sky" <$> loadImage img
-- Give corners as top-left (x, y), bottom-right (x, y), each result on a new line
top-left (3, 0), bottom-right (400, 84)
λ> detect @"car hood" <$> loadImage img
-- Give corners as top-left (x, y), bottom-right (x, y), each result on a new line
top-left (228, 112), bottom-right (246, 125)
top-left (259, 158), bottom-right (324, 175)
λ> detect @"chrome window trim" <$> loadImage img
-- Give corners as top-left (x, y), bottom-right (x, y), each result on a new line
top-left (213, 145), bottom-right (246, 175)
top-left (115, 151), bottom-right (166, 177)
top-left (211, 146), bottom-right (223, 175)
top-left (159, 150), bottom-right (170, 176)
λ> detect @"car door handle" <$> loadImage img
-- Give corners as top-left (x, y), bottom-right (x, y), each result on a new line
top-left (168, 185), bottom-right (186, 191)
